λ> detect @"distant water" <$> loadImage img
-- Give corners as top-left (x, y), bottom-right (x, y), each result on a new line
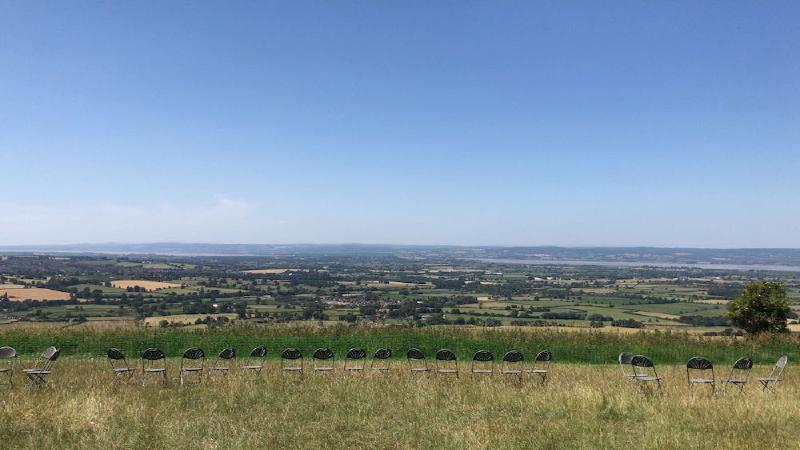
top-left (472, 258), bottom-right (800, 273)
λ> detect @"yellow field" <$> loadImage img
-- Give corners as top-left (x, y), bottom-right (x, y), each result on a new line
top-left (242, 268), bottom-right (293, 274)
top-left (111, 280), bottom-right (182, 291)
top-left (364, 281), bottom-right (434, 289)
top-left (1, 361), bottom-right (796, 449)
top-left (142, 313), bottom-right (238, 327)
top-left (635, 311), bottom-right (681, 320)
top-left (0, 287), bottom-right (71, 301)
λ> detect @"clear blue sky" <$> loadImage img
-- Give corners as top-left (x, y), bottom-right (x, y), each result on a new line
top-left (1, 1), bottom-right (798, 247)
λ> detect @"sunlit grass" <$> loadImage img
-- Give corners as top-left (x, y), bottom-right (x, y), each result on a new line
top-left (0, 359), bottom-right (796, 449)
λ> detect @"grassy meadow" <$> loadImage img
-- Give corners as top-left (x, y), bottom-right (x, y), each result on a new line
top-left (1, 326), bottom-right (798, 449)
top-left (0, 359), bottom-right (797, 449)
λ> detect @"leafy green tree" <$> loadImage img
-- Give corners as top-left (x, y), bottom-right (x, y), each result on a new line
top-left (727, 281), bottom-right (790, 333)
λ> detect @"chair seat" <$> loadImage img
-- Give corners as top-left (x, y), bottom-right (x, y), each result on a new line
top-left (242, 365), bottom-right (263, 370)
top-left (756, 377), bottom-right (779, 382)
top-left (410, 367), bottom-right (430, 372)
top-left (437, 369), bottom-right (458, 373)
top-left (113, 367), bottom-right (134, 373)
top-left (502, 369), bottom-right (522, 375)
top-left (314, 367), bottom-right (334, 371)
top-left (472, 369), bottom-right (493, 374)
top-left (526, 369), bottom-right (548, 375)
top-left (24, 369), bottom-right (50, 375)
top-left (634, 375), bottom-right (660, 382)
top-left (182, 367), bottom-right (203, 372)
top-left (0, 368), bottom-right (12, 373)
top-left (724, 379), bottom-right (747, 384)
top-left (345, 366), bottom-right (364, 370)
top-left (690, 378), bottom-right (714, 384)
top-left (145, 368), bottom-right (166, 373)
top-left (209, 367), bottom-right (230, 371)
top-left (283, 367), bottom-right (303, 371)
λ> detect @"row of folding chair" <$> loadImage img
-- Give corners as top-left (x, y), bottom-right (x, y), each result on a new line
top-left (0, 345), bottom-right (60, 387)
top-left (109, 346), bottom-right (269, 385)
top-left (283, 347), bottom-right (392, 375)
top-left (618, 352), bottom-right (789, 393)
top-left (406, 348), bottom-right (553, 382)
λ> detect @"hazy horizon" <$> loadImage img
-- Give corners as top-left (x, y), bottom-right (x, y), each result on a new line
top-left (2, 2), bottom-right (798, 247)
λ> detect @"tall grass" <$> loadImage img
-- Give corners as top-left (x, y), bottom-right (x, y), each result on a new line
top-left (1, 324), bottom-right (797, 365)
top-left (0, 360), bottom-right (797, 449)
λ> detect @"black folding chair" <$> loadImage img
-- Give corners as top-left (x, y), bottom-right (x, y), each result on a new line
top-left (242, 346), bottom-right (267, 375)
top-left (107, 347), bottom-right (135, 383)
top-left (757, 356), bottom-right (788, 393)
top-left (312, 348), bottom-right (335, 374)
top-left (142, 348), bottom-right (168, 386)
top-left (526, 350), bottom-right (552, 385)
top-left (686, 357), bottom-right (715, 394)
top-left (208, 347), bottom-right (236, 379)
top-left (281, 348), bottom-right (303, 376)
top-left (0, 346), bottom-right (16, 385)
top-left (24, 346), bottom-right (60, 387)
top-left (407, 348), bottom-right (430, 375)
top-left (344, 347), bottom-right (367, 372)
top-left (471, 350), bottom-right (494, 376)
top-left (722, 357), bottom-right (752, 392)
top-left (435, 349), bottom-right (458, 378)
top-left (180, 347), bottom-right (205, 385)
top-left (630, 355), bottom-right (661, 391)
top-left (370, 347), bottom-right (392, 372)
top-left (501, 350), bottom-right (524, 379)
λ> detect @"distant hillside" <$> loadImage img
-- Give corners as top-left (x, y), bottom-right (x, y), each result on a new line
top-left (1, 243), bottom-right (800, 267)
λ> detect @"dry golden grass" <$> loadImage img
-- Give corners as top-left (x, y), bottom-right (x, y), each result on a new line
top-left (0, 360), bottom-right (797, 449)
top-left (111, 280), bottom-right (181, 291)
top-left (0, 287), bottom-right (71, 301)
top-left (635, 311), bottom-right (682, 320)
top-left (142, 314), bottom-right (238, 327)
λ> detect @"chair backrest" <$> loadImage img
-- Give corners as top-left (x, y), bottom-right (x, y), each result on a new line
top-left (281, 348), bottom-right (302, 360)
top-left (435, 349), bottom-right (457, 361)
top-left (473, 350), bottom-right (494, 362)
top-left (771, 355), bottom-right (789, 380)
top-left (631, 355), bottom-right (654, 368)
top-left (534, 350), bottom-right (552, 362)
top-left (631, 355), bottom-right (656, 378)
top-left (37, 347), bottom-right (60, 371)
top-left (373, 348), bottom-right (392, 360)
top-left (0, 346), bottom-right (17, 359)
top-left (41, 346), bottom-right (59, 361)
top-left (107, 347), bottom-right (128, 371)
top-left (107, 348), bottom-right (125, 360)
top-left (142, 348), bottom-right (165, 361)
top-left (733, 357), bottom-right (753, 370)
top-left (346, 348), bottom-right (367, 360)
top-left (182, 348), bottom-right (205, 360)
top-left (618, 352), bottom-right (634, 365)
top-left (313, 348), bottom-right (334, 360)
top-left (502, 350), bottom-right (524, 363)
top-left (218, 348), bottom-right (236, 360)
top-left (686, 357), bottom-right (713, 370)
top-left (406, 348), bottom-right (425, 360)
top-left (250, 346), bottom-right (267, 358)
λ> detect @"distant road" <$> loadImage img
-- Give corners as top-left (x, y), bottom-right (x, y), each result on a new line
top-left (471, 258), bottom-right (800, 273)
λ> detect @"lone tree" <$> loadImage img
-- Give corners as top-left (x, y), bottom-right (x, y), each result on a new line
top-left (726, 281), bottom-right (790, 334)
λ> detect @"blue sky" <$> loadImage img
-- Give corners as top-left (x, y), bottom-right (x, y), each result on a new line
top-left (1, 1), bottom-right (798, 247)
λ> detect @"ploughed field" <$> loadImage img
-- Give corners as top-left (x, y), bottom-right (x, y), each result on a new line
top-left (0, 358), bottom-right (797, 449)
